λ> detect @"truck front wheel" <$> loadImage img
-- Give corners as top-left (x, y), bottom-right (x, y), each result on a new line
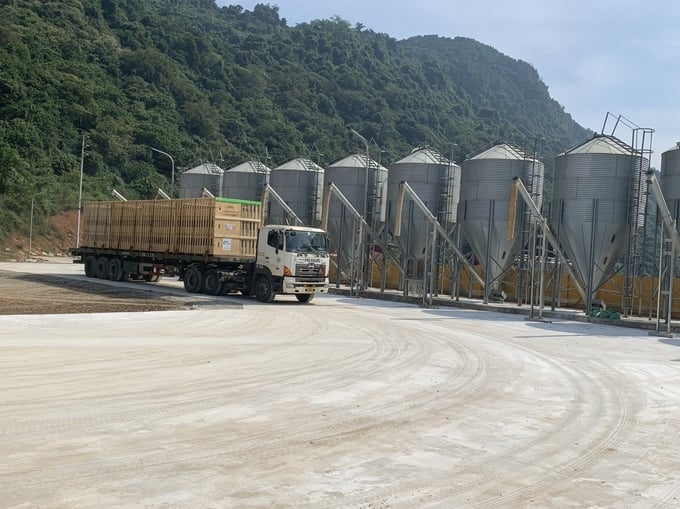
top-left (255, 275), bottom-right (275, 303)
top-left (296, 293), bottom-right (315, 303)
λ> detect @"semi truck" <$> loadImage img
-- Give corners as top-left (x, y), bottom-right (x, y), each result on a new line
top-left (70, 196), bottom-right (330, 303)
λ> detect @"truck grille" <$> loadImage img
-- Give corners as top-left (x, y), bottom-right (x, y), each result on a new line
top-left (295, 262), bottom-right (326, 282)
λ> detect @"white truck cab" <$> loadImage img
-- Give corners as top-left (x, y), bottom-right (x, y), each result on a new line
top-left (254, 225), bottom-right (330, 302)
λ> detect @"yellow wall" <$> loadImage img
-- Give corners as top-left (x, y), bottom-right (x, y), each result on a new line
top-left (330, 257), bottom-right (680, 318)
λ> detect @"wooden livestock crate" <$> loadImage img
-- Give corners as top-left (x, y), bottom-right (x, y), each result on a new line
top-left (80, 197), bottom-right (261, 257)
top-left (80, 201), bottom-right (112, 249)
top-left (212, 200), bottom-right (261, 257)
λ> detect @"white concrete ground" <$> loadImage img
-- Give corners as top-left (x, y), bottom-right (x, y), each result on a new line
top-left (1, 261), bottom-right (680, 508)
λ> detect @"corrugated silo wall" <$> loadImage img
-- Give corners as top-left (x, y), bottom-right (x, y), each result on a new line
top-left (324, 164), bottom-right (367, 273)
top-left (661, 148), bottom-right (680, 222)
top-left (550, 152), bottom-right (641, 291)
top-left (180, 174), bottom-right (222, 199)
top-left (222, 171), bottom-right (267, 202)
top-left (268, 169), bottom-right (324, 226)
top-left (387, 161), bottom-right (445, 259)
top-left (459, 158), bottom-right (526, 286)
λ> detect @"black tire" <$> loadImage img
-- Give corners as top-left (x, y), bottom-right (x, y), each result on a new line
top-left (255, 275), bottom-right (275, 303)
top-left (183, 266), bottom-right (203, 293)
top-left (203, 268), bottom-right (223, 296)
top-left (296, 293), bottom-right (315, 303)
top-left (95, 256), bottom-right (108, 279)
top-left (108, 258), bottom-right (124, 281)
top-left (84, 256), bottom-right (96, 278)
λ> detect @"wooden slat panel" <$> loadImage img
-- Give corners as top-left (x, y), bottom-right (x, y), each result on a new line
top-left (150, 200), bottom-right (172, 252)
top-left (80, 197), bottom-right (263, 258)
top-left (81, 201), bottom-right (112, 248)
top-left (109, 201), bottom-right (122, 249)
top-left (211, 200), bottom-right (261, 256)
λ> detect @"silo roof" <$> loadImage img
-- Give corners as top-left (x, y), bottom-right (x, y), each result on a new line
top-left (274, 158), bottom-right (324, 172)
top-left (184, 163), bottom-right (224, 175)
top-left (565, 135), bottom-right (632, 155)
top-left (394, 147), bottom-right (449, 165)
top-left (227, 160), bottom-right (271, 173)
top-left (328, 153), bottom-right (387, 171)
top-left (470, 143), bottom-right (527, 160)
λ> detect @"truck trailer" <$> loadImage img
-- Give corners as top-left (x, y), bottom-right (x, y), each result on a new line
top-left (70, 196), bottom-right (330, 303)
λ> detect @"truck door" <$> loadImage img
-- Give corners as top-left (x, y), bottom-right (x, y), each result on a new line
top-left (258, 228), bottom-right (284, 277)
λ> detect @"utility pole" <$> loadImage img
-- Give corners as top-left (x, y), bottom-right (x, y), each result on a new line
top-left (76, 133), bottom-right (85, 248)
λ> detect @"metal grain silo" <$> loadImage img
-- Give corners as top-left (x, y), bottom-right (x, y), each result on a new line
top-left (387, 147), bottom-right (460, 259)
top-left (660, 143), bottom-right (680, 221)
top-left (268, 158), bottom-right (324, 226)
top-left (179, 163), bottom-right (224, 198)
top-left (460, 143), bottom-right (544, 291)
top-left (324, 153), bottom-right (389, 273)
top-left (551, 134), bottom-right (648, 298)
top-left (222, 160), bottom-right (270, 201)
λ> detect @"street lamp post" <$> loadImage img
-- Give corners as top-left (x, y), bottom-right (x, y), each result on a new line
top-left (350, 129), bottom-right (371, 292)
top-left (28, 195), bottom-right (34, 261)
top-left (149, 146), bottom-right (175, 197)
top-left (76, 133), bottom-right (85, 248)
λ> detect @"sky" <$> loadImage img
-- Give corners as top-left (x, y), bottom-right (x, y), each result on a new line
top-left (218, 1), bottom-right (679, 169)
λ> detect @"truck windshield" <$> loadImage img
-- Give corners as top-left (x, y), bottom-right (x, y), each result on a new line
top-left (285, 230), bottom-right (328, 254)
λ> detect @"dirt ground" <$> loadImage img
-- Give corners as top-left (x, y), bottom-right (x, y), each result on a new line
top-left (0, 269), bottom-right (189, 314)
top-left (0, 210), bottom-right (202, 314)
top-left (1, 209), bottom-right (78, 261)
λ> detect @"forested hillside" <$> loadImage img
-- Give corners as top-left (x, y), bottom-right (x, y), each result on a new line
top-left (0, 0), bottom-right (591, 242)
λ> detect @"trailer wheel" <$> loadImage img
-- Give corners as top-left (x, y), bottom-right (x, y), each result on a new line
top-left (108, 258), bottom-right (124, 281)
top-left (255, 275), bottom-right (275, 303)
top-left (183, 266), bottom-right (202, 293)
top-left (296, 293), bottom-right (315, 303)
top-left (95, 256), bottom-right (109, 279)
top-left (203, 268), bottom-right (223, 296)
top-left (84, 256), bottom-right (97, 278)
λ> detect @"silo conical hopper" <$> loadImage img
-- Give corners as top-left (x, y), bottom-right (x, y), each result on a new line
top-left (387, 147), bottom-right (460, 261)
top-left (551, 134), bottom-right (648, 296)
top-left (324, 153), bottom-right (389, 278)
top-left (268, 158), bottom-right (324, 226)
top-left (179, 163), bottom-right (224, 198)
top-left (460, 143), bottom-right (544, 293)
top-left (222, 160), bottom-right (270, 201)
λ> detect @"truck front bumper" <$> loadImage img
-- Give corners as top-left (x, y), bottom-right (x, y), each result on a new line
top-left (282, 278), bottom-right (329, 294)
